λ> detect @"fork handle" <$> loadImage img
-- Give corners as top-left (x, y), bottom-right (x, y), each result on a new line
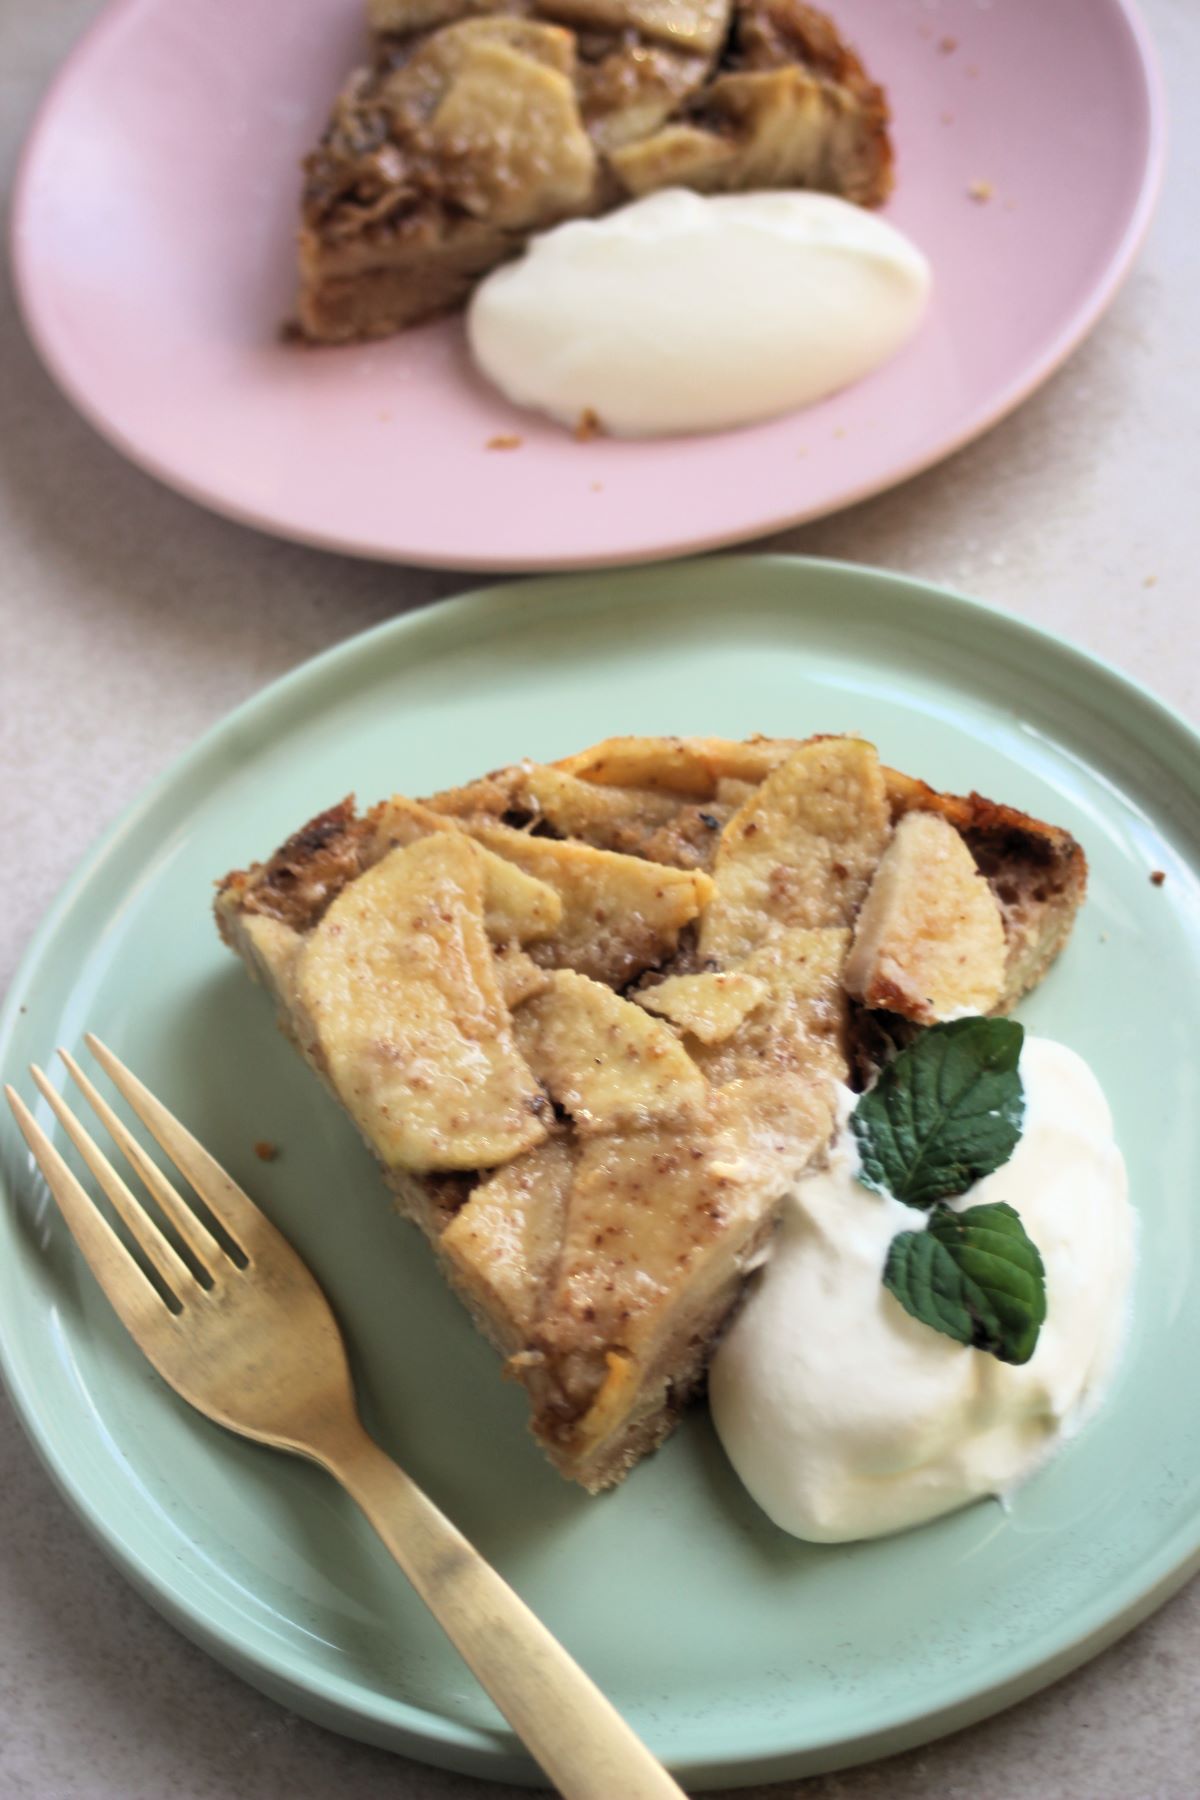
top-left (316, 1423), bottom-right (688, 1800)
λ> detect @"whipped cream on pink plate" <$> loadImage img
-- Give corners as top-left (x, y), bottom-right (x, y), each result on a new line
top-left (467, 188), bottom-right (931, 439)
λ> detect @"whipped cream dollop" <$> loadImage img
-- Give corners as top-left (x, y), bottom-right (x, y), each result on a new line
top-left (709, 1037), bottom-right (1134, 1543)
top-left (467, 188), bottom-right (931, 438)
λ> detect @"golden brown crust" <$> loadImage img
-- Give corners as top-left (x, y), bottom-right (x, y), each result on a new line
top-left (216, 799), bottom-right (376, 936)
top-left (734, 0), bottom-right (882, 85)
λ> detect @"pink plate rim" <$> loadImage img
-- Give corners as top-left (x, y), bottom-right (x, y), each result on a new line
top-left (10, 0), bottom-right (1169, 573)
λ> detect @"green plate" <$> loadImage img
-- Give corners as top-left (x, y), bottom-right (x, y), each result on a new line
top-left (3, 558), bottom-right (1199, 1788)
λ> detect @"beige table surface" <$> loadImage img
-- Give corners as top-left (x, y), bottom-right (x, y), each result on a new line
top-left (2, 1), bottom-right (1197, 1795)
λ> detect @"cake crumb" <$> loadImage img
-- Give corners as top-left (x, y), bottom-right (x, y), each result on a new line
top-left (968, 179), bottom-right (994, 203)
top-left (487, 433), bottom-right (523, 451)
top-left (590, 481), bottom-right (604, 492)
top-left (1150, 870), bottom-right (1167, 887)
top-left (574, 409), bottom-right (601, 442)
top-left (966, 62), bottom-right (980, 76)
top-left (833, 426), bottom-right (847, 439)
top-left (1143, 574), bottom-right (1159, 588)
top-left (254, 1140), bottom-right (279, 1162)
top-left (941, 110), bottom-right (955, 125)
top-left (939, 35), bottom-right (958, 53)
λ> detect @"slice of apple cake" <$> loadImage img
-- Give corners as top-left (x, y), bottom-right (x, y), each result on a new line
top-left (297, 0), bottom-right (893, 341)
top-left (215, 736), bottom-right (1085, 1489)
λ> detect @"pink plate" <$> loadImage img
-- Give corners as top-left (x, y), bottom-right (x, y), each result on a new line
top-left (13, 0), bottom-right (1164, 571)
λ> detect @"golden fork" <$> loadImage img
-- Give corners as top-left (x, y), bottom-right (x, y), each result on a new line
top-left (5, 1036), bottom-right (687, 1800)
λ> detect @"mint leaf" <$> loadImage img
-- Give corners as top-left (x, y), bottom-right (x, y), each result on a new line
top-left (883, 1201), bottom-right (1046, 1365)
top-left (852, 1017), bottom-right (1025, 1207)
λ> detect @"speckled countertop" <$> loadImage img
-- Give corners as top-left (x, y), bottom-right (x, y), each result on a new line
top-left (2, 2), bottom-right (1198, 1796)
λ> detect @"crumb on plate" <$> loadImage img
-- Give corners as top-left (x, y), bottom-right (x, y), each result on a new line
top-left (939, 35), bottom-right (958, 53)
top-left (574, 409), bottom-right (601, 442)
top-left (487, 433), bottom-right (523, 451)
top-left (254, 1140), bottom-right (279, 1161)
top-left (1150, 870), bottom-right (1167, 887)
top-left (968, 180), bottom-right (994, 203)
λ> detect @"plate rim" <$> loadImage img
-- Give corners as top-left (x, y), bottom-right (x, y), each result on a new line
top-left (8, 0), bottom-right (1168, 573)
top-left (3, 555), bottom-right (1200, 1786)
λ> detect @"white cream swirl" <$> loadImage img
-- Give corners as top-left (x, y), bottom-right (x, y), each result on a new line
top-left (467, 188), bottom-right (931, 438)
top-left (709, 1037), bottom-right (1134, 1543)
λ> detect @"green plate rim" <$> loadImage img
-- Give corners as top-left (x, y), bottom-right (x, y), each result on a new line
top-left (2, 554), bottom-right (1199, 1786)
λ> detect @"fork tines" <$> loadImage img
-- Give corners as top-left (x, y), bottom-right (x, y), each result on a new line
top-left (5, 1036), bottom-right (257, 1313)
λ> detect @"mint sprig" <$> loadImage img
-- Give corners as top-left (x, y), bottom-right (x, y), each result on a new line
top-left (883, 1201), bottom-right (1047, 1366)
top-left (851, 1017), bottom-right (1045, 1365)
top-left (852, 1017), bottom-right (1025, 1208)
